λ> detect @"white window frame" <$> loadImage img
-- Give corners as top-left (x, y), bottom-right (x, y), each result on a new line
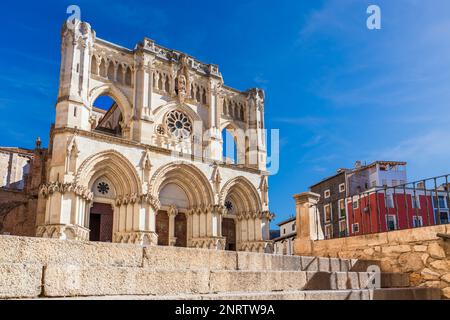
top-left (412, 216), bottom-right (423, 228)
top-left (352, 223), bottom-right (359, 234)
top-left (386, 215), bottom-right (397, 231)
top-left (338, 199), bottom-right (346, 218)
top-left (411, 195), bottom-right (421, 209)
top-left (325, 224), bottom-right (333, 239)
top-left (324, 189), bottom-right (331, 199)
top-left (339, 220), bottom-right (347, 233)
top-left (339, 183), bottom-right (345, 193)
top-left (386, 194), bottom-right (394, 208)
top-left (352, 200), bottom-right (359, 209)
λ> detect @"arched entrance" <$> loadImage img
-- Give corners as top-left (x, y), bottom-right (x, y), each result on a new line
top-left (156, 183), bottom-right (189, 247)
top-left (76, 150), bottom-right (142, 243)
top-left (150, 162), bottom-right (215, 248)
top-left (220, 177), bottom-right (265, 251)
top-left (88, 176), bottom-right (116, 242)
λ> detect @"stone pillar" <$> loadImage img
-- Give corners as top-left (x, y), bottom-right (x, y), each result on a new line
top-left (36, 182), bottom-right (92, 241)
top-left (112, 194), bottom-right (158, 245)
top-left (293, 192), bottom-right (322, 256)
top-left (206, 81), bottom-right (223, 162)
top-left (168, 205), bottom-right (178, 246)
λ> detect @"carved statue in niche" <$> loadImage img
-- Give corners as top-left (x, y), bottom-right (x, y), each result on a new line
top-left (177, 75), bottom-right (187, 101)
top-left (176, 54), bottom-right (190, 103)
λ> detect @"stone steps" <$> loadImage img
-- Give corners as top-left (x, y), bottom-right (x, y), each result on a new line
top-left (1, 263), bottom-right (409, 298)
top-left (0, 235), bottom-right (441, 300)
top-left (0, 235), bottom-right (379, 272)
top-left (22, 288), bottom-right (442, 300)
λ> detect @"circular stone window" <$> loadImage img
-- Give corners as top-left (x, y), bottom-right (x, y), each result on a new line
top-left (97, 182), bottom-right (110, 195)
top-left (225, 200), bottom-right (234, 213)
top-left (165, 110), bottom-right (192, 139)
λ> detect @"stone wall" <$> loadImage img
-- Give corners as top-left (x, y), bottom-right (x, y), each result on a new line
top-left (295, 224), bottom-right (450, 299)
top-left (0, 190), bottom-right (37, 237)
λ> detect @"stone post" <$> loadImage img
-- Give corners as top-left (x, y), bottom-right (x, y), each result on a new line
top-left (168, 205), bottom-right (178, 246)
top-left (293, 192), bottom-right (322, 256)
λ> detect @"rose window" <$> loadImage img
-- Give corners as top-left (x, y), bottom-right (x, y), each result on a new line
top-left (165, 110), bottom-right (192, 139)
top-left (225, 200), bottom-right (234, 213)
top-left (97, 182), bottom-right (110, 195)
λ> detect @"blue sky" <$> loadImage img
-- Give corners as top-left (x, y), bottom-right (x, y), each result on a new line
top-left (1, 1), bottom-right (450, 224)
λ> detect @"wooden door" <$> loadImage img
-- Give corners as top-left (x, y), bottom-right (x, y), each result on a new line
top-left (175, 213), bottom-right (187, 247)
top-left (156, 211), bottom-right (169, 246)
top-left (222, 218), bottom-right (236, 251)
top-left (89, 202), bottom-right (113, 242)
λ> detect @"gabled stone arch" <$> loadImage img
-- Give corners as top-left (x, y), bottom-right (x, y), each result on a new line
top-left (220, 176), bottom-right (262, 213)
top-left (75, 149), bottom-right (141, 196)
top-left (149, 162), bottom-right (214, 209)
top-left (88, 84), bottom-right (133, 124)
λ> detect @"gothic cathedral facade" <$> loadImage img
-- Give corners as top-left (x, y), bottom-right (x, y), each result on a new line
top-left (36, 20), bottom-right (272, 252)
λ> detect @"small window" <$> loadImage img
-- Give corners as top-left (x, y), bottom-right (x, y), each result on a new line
top-left (292, 224), bottom-right (295, 231)
top-left (386, 195), bottom-right (394, 208)
top-left (386, 215), bottom-right (397, 231)
top-left (371, 181), bottom-right (377, 187)
top-left (339, 183), bottom-right (345, 193)
top-left (339, 199), bottom-right (346, 218)
top-left (412, 216), bottom-right (423, 228)
top-left (411, 195), bottom-right (420, 209)
top-left (352, 223), bottom-right (359, 234)
top-left (339, 220), bottom-right (347, 236)
top-left (324, 204), bottom-right (332, 222)
top-left (325, 224), bottom-right (333, 239)
top-left (352, 200), bottom-right (359, 209)
top-left (324, 189), bottom-right (331, 199)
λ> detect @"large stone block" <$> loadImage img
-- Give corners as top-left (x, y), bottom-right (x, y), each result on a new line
top-left (43, 265), bottom-right (210, 297)
top-left (386, 225), bottom-right (446, 244)
top-left (0, 235), bottom-right (143, 267)
top-left (0, 264), bottom-right (42, 298)
top-left (143, 246), bottom-right (237, 270)
top-left (428, 242), bottom-right (446, 260)
top-left (209, 271), bottom-right (308, 293)
top-left (236, 252), bottom-right (302, 271)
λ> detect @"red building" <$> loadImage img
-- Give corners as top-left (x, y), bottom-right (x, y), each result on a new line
top-left (346, 189), bottom-right (448, 236)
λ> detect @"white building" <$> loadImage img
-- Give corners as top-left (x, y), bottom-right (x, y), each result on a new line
top-left (272, 217), bottom-right (296, 255)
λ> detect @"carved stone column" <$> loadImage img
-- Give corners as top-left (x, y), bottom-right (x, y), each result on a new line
top-left (112, 193), bottom-right (159, 246)
top-left (168, 205), bottom-right (178, 246)
top-left (37, 182), bottom-right (93, 241)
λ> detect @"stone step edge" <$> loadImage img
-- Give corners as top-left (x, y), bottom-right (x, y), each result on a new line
top-left (15, 288), bottom-right (441, 300)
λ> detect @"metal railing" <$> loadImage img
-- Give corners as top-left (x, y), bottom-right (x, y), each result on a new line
top-left (320, 174), bottom-right (450, 239)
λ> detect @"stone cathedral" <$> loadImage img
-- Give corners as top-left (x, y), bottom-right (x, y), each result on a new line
top-left (0, 20), bottom-right (273, 252)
